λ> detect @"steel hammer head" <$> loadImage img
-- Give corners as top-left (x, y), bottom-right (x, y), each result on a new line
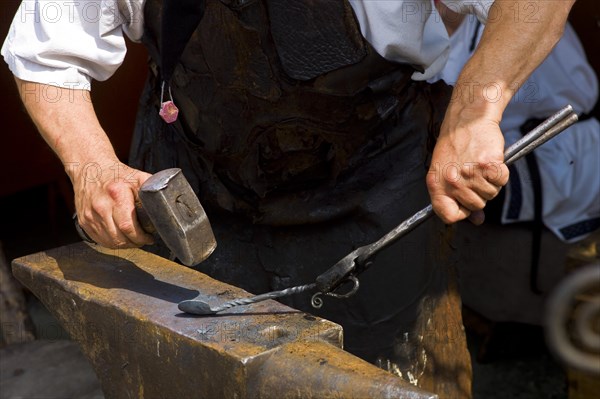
top-left (138, 168), bottom-right (216, 266)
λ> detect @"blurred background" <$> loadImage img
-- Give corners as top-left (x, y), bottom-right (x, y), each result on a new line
top-left (0, 1), bottom-right (598, 398)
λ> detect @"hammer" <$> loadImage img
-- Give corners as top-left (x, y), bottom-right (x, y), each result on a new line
top-left (75, 168), bottom-right (216, 266)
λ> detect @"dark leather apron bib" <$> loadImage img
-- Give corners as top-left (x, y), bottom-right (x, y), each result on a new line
top-left (130, 0), bottom-right (448, 225)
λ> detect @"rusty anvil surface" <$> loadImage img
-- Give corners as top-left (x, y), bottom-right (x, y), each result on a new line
top-left (12, 242), bottom-right (435, 399)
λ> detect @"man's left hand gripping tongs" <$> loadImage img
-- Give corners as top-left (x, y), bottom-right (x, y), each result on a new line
top-left (313, 104), bottom-right (580, 307)
top-left (178, 105), bottom-right (578, 316)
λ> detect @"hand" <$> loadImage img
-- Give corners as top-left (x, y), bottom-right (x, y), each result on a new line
top-left (427, 113), bottom-right (509, 225)
top-left (71, 161), bottom-right (154, 248)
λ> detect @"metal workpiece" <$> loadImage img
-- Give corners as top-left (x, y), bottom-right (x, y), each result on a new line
top-left (178, 283), bottom-right (318, 315)
top-left (12, 243), bottom-right (436, 399)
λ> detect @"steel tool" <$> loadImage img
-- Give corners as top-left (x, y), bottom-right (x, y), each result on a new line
top-left (179, 105), bottom-right (578, 314)
top-left (75, 168), bottom-right (216, 266)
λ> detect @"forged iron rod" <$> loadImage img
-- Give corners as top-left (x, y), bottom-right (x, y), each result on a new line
top-left (178, 283), bottom-right (317, 314)
top-left (179, 106), bottom-right (578, 315)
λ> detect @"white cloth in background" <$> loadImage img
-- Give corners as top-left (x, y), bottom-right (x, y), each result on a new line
top-left (349, 0), bottom-right (494, 80)
top-left (435, 17), bottom-right (600, 242)
top-left (1, 0), bottom-right (495, 89)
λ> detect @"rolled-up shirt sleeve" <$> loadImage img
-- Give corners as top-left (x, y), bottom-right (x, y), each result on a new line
top-left (1, 0), bottom-right (145, 90)
top-left (349, 0), bottom-right (494, 81)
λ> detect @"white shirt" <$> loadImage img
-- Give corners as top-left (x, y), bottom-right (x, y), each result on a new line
top-left (2, 0), bottom-right (494, 89)
top-left (436, 17), bottom-right (600, 242)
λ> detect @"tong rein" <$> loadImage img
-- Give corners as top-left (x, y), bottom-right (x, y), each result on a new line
top-left (179, 105), bottom-right (579, 315)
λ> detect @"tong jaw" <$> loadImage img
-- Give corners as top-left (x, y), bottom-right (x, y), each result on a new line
top-left (315, 246), bottom-right (372, 295)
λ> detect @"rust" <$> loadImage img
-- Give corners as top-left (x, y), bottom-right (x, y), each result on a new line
top-left (12, 243), bottom-right (436, 398)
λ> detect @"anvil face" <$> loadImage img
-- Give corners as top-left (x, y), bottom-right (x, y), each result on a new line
top-left (12, 243), bottom-right (435, 399)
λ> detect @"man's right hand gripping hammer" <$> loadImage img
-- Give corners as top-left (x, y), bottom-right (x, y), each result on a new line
top-left (75, 168), bottom-right (216, 266)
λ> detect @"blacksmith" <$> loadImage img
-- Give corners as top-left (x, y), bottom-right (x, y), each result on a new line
top-left (2, 1), bottom-right (576, 396)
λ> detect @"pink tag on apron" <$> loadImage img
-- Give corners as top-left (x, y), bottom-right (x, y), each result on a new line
top-left (159, 101), bottom-right (179, 124)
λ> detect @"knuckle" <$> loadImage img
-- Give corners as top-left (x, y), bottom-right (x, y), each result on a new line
top-left (106, 181), bottom-right (128, 200)
top-left (426, 173), bottom-right (437, 189)
top-left (483, 163), bottom-right (508, 183)
top-left (447, 178), bottom-right (462, 190)
top-left (91, 200), bottom-right (110, 216)
top-left (79, 210), bottom-right (92, 224)
top-left (80, 212), bottom-right (97, 231)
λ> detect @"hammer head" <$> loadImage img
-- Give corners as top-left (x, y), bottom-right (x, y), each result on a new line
top-left (138, 168), bottom-right (216, 266)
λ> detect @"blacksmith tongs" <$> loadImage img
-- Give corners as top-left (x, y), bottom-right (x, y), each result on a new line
top-left (179, 105), bottom-right (579, 315)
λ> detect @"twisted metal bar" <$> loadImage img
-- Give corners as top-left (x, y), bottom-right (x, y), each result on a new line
top-left (178, 283), bottom-right (317, 315)
top-left (211, 283), bottom-right (317, 312)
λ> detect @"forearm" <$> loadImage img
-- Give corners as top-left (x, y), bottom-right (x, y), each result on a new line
top-left (428, 0), bottom-right (575, 224)
top-left (451, 0), bottom-right (575, 120)
top-left (15, 77), bottom-right (152, 247)
top-left (14, 77), bottom-right (119, 180)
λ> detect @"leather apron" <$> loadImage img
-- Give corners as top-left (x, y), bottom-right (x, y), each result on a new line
top-left (130, 1), bottom-right (470, 396)
top-left (131, 0), bottom-right (448, 225)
